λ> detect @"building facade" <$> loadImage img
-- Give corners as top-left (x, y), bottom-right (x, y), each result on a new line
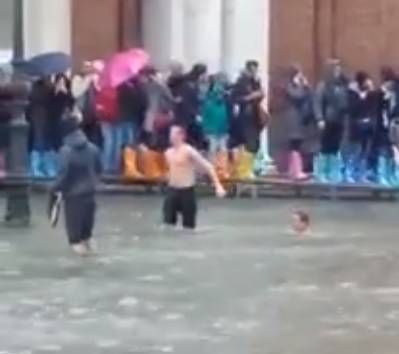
top-left (270, 0), bottom-right (399, 82)
top-left (2, 0), bottom-right (399, 90)
top-left (141, 0), bottom-right (269, 79)
top-left (1, 0), bottom-right (269, 81)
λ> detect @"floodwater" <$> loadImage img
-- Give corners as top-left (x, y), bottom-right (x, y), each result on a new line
top-left (0, 195), bottom-right (398, 353)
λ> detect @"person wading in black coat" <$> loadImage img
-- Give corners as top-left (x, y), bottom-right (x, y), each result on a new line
top-left (52, 116), bottom-right (102, 256)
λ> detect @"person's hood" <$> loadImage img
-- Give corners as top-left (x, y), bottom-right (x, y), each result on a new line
top-left (64, 129), bottom-right (88, 150)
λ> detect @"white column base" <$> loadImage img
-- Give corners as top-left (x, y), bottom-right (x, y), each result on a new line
top-left (183, 0), bottom-right (222, 72)
top-left (254, 127), bottom-right (276, 176)
top-left (23, 0), bottom-right (71, 58)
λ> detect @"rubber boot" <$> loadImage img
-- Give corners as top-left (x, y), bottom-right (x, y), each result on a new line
top-left (44, 151), bottom-right (57, 178)
top-left (214, 151), bottom-right (230, 181)
top-left (392, 164), bottom-right (399, 187)
top-left (377, 156), bottom-right (391, 187)
top-left (342, 153), bottom-right (356, 184)
top-left (140, 147), bottom-right (167, 180)
top-left (0, 150), bottom-right (6, 178)
top-left (313, 154), bottom-right (324, 182)
top-left (122, 147), bottom-right (143, 179)
top-left (30, 150), bottom-right (45, 178)
top-left (233, 147), bottom-right (254, 180)
top-left (253, 150), bottom-right (264, 177)
top-left (328, 154), bottom-right (342, 184)
top-left (288, 151), bottom-right (307, 181)
top-left (387, 158), bottom-right (397, 187)
top-left (313, 154), bottom-right (320, 181)
top-left (356, 159), bottom-right (370, 184)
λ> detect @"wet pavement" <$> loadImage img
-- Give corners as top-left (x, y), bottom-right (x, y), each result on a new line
top-left (0, 195), bottom-right (399, 353)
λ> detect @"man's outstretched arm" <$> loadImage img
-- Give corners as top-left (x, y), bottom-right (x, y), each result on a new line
top-left (188, 146), bottom-right (226, 197)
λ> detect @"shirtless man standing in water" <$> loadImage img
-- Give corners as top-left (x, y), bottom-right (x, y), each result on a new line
top-left (164, 125), bottom-right (226, 229)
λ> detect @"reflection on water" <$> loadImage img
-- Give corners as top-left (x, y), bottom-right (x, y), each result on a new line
top-left (0, 196), bottom-right (398, 353)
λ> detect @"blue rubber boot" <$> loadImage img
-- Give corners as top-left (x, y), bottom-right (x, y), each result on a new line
top-left (314, 154), bottom-right (328, 183)
top-left (357, 159), bottom-right (370, 184)
top-left (30, 151), bottom-right (45, 178)
top-left (342, 153), bottom-right (356, 184)
top-left (392, 164), bottom-right (399, 187)
top-left (43, 151), bottom-right (57, 178)
top-left (377, 156), bottom-right (391, 187)
top-left (387, 158), bottom-right (398, 187)
top-left (329, 154), bottom-right (343, 184)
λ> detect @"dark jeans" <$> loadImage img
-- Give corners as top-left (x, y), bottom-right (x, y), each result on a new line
top-left (289, 138), bottom-right (303, 152)
top-left (321, 121), bottom-right (343, 154)
top-left (64, 194), bottom-right (96, 245)
top-left (163, 187), bottom-right (197, 229)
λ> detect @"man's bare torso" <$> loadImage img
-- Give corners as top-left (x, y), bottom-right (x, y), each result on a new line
top-left (165, 144), bottom-right (196, 188)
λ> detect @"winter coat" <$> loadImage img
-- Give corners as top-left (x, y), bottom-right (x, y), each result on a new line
top-left (27, 80), bottom-right (53, 150)
top-left (201, 84), bottom-right (229, 136)
top-left (117, 79), bottom-right (147, 126)
top-left (143, 80), bottom-right (174, 133)
top-left (283, 81), bottom-right (313, 141)
top-left (48, 90), bottom-right (74, 150)
top-left (174, 78), bottom-right (201, 126)
top-left (314, 78), bottom-right (349, 124)
top-left (374, 84), bottom-right (399, 150)
top-left (231, 74), bottom-right (264, 153)
top-left (347, 84), bottom-right (378, 143)
top-left (52, 129), bottom-right (101, 198)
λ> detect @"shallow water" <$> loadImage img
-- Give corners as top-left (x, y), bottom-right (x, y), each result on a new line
top-left (0, 195), bottom-right (398, 353)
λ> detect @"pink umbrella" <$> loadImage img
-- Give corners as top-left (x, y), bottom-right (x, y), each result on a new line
top-left (99, 48), bottom-right (150, 88)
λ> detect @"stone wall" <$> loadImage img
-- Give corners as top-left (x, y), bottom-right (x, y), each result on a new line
top-left (270, 0), bottom-right (399, 84)
top-left (71, 0), bottom-right (141, 69)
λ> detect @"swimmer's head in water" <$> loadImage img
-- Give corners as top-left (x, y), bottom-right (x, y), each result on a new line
top-left (292, 210), bottom-right (310, 235)
top-left (170, 125), bottom-right (187, 146)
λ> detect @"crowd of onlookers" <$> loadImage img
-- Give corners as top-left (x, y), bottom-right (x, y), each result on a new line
top-left (23, 59), bottom-right (267, 180)
top-left (2, 56), bottom-right (399, 187)
top-left (278, 59), bottom-right (399, 186)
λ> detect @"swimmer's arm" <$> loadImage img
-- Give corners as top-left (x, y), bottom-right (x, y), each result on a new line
top-left (188, 147), bottom-right (225, 195)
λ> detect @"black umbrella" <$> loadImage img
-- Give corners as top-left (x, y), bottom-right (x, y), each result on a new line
top-left (21, 52), bottom-right (71, 77)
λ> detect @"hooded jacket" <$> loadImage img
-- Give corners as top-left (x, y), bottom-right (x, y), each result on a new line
top-left (52, 129), bottom-right (101, 197)
top-left (314, 63), bottom-right (349, 124)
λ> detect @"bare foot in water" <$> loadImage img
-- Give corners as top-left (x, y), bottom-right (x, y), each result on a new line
top-left (72, 243), bottom-right (91, 257)
top-left (83, 238), bottom-right (97, 255)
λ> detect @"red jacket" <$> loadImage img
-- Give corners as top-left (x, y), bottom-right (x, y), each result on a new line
top-left (95, 87), bottom-right (117, 122)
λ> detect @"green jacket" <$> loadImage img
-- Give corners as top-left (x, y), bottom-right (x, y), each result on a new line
top-left (201, 85), bottom-right (228, 136)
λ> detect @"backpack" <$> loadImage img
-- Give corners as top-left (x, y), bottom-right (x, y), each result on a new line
top-left (94, 86), bottom-right (117, 122)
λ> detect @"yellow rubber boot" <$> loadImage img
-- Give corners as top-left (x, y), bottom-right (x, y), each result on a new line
top-left (233, 147), bottom-right (254, 180)
top-left (140, 148), bottom-right (167, 180)
top-left (122, 147), bottom-right (143, 179)
top-left (214, 151), bottom-right (231, 181)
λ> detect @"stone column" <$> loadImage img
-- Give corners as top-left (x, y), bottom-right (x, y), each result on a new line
top-left (223, 0), bottom-right (274, 171)
top-left (2, 82), bottom-right (31, 227)
top-left (142, 0), bottom-right (184, 70)
top-left (23, 0), bottom-right (71, 58)
top-left (222, 0), bottom-right (269, 83)
top-left (183, 0), bottom-right (223, 72)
